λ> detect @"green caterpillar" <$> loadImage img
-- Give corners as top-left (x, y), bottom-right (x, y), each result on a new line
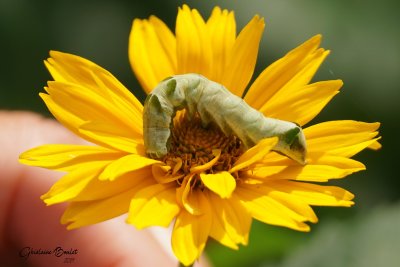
top-left (143, 74), bottom-right (307, 165)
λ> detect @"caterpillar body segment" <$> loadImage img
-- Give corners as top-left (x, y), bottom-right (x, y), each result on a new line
top-left (143, 74), bottom-right (307, 164)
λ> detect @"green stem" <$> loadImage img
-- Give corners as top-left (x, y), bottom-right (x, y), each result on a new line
top-left (178, 262), bottom-right (193, 267)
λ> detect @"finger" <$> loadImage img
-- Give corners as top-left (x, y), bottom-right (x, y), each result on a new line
top-left (0, 111), bottom-right (177, 266)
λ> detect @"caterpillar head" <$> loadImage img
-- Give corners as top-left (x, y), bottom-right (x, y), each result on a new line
top-left (279, 126), bottom-right (307, 165)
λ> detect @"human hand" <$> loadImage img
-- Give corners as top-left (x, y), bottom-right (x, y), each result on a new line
top-left (0, 111), bottom-right (181, 267)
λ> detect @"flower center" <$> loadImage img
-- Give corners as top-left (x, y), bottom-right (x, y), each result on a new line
top-left (162, 111), bottom-right (244, 176)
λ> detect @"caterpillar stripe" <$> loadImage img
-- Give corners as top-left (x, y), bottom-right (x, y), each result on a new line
top-left (143, 74), bottom-right (307, 164)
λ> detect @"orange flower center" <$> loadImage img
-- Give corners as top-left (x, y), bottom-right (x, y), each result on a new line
top-left (162, 111), bottom-right (244, 176)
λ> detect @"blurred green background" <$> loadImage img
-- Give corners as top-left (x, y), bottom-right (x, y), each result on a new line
top-left (1, 0), bottom-right (399, 266)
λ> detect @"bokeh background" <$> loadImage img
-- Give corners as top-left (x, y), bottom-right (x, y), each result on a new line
top-left (1, 0), bottom-right (399, 266)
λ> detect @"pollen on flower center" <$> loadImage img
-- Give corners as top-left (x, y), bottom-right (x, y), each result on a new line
top-left (163, 111), bottom-right (244, 177)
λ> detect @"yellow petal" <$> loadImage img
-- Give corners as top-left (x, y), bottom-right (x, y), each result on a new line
top-left (172, 157), bottom-right (183, 175)
top-left (176, 4), bottom-right (212, 78)
top-left (235, 185), bottom-right (311, 231)
top-left (239, 184), bottom-right (317, 223)
top-left (42, 82), bottom-right (143, 153)
top-left (210, 217), bottom-right (238, 250)
top-left (221, 15), bottom-right (264, 97)
top-left (149, 16), bottom-right (177, 66)
top-left (45, 81), bottom-right (142, 136)
top-left (259, 151), bottom-right (298, 165)
top-left (61, 178), bottom-right (154, 229)
top-left (127, 184), bottom-right (180, 229)
top-left (268, 180), bottom-right (354, 207)
top-left (40, 93), bottom-right (83, 138)
top-left (180, 175), bottom-right (207, 215)
top-left (151, 163), bottom-right (184, 184)
top-left (41, 161), bottom-right (108, 205)
top-left (129, 17), bottom-right (176, 93)
top-left (208, 192), bottom-right (251, 248)
top-left (368, 140), bottom-right (382, 150)
top-left (260, 80), bottom-right (342, 126)
top-left (244, 35), bottom-right (322, 108)
top-left (19, 144), bottom-right (121, 171)
top-left (329, 137), bottom-right (381, 158)
top-left (190, 149), bottom-right (221, 173)
top-left (73, 168), bottom-right (153, 201)
top-left (206, 6), bottom-right (236, 81)
top-left (230, 137), bottom-right (278, 173)
top-left (42, 52), bottom-right (145, 149)
top-left (98, 154), bottom-right (160, 181)
top-left (309, 153), bottom-right (366, 169)
top-left (78, 121), bottom-right (143, 154)
top-left (46, 51), bottom-right (143, 116)
top-left (304, 120), bottom-right (381, 155)
top-left (172, 191), bottom-right (211, 266)
top-left (251, 153), bottom-right (365, 182)
top-left (200, 171), bottom-right (236, 198)
top-left (262, 187), bottom-right (318, 223)
top-left (259, 48), bottom-right (330, 115)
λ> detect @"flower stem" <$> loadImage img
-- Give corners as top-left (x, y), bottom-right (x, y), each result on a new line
top-left (179, 262), bottom-right (193, 267)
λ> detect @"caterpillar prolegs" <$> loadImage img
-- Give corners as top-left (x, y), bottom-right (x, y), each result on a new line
top-left (143, 74), bottom-right (307, 165)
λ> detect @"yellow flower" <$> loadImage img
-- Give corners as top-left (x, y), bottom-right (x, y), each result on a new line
top-left (20, 5), bottom-right (381, 266)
